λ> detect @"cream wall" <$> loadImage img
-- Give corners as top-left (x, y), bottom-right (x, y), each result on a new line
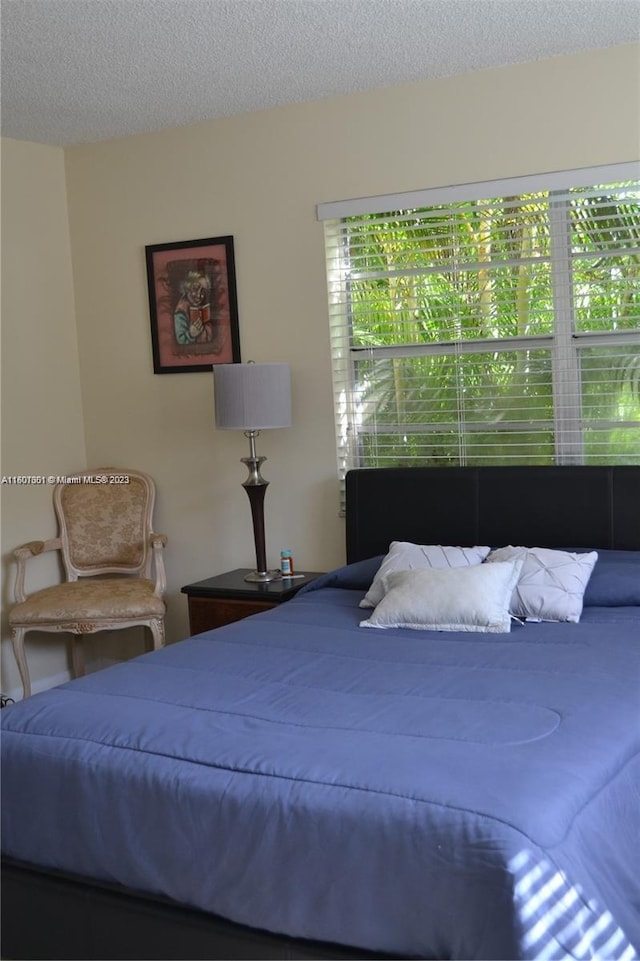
top-left (0, 139), bottom-right (87, 694)
top-left (2, 44), bottom-right (639, 694)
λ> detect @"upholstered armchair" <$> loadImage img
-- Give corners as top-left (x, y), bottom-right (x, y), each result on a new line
top-left (9, 469), bottom-right (167, 699)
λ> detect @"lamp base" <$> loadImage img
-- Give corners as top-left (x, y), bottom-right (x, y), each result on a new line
top-left (244, 569), bottom-right (283, 583)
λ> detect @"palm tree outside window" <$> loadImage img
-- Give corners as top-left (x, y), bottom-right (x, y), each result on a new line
top-left (320, 163), bottom-right (640, 502)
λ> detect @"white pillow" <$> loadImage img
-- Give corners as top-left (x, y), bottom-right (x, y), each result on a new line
top-left (359, 561), bottom-right (522, 633)
top-left (485, 546), bottom-right (598, 623)
top-left (360, 542), bottom-right (492, 609)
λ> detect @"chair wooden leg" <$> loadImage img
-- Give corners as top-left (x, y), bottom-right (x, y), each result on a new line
top-left (149, 619), bottom-right (165, 651)
top-left (71, 634), bottom-right (86, 678)
top-left (10, 627), bottom-right (31, 699)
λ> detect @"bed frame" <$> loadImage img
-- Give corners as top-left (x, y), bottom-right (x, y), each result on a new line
top-left (346, 465), bottom-right (640, 562)
top-left (3, 465), bottom-right (639, 960)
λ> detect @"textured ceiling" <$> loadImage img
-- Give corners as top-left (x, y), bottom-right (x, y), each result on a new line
top-left (1, 0), bottom-right (639, 147)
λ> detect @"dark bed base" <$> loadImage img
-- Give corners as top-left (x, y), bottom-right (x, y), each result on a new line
top-left (1, 858), bottom-right (398, 961)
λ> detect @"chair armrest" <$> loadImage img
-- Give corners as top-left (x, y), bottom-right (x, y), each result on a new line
top-left (13, 538), bottom-right (62, 603)
top-left (149, 532), bottom-right (168, 598)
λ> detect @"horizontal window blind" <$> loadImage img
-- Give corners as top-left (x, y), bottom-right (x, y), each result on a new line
top-left (322, 165), bottom-right (640, 500)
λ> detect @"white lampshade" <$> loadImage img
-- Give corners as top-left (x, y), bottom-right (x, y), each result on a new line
top-left (214, 363), bottom-right (292, 431)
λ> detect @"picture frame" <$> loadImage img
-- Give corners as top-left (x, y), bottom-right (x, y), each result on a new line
top-left (145, 235), bottom-right (241, 374)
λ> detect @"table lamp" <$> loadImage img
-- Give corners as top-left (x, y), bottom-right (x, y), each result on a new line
top-left (214, 362), bottom-right (292, 582)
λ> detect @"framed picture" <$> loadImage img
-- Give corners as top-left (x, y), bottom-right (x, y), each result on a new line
top-left (145, 235), bottom-right (241, 373)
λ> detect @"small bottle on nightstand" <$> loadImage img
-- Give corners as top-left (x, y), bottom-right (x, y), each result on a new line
top-left (280, 549), bottom-right (294, 576)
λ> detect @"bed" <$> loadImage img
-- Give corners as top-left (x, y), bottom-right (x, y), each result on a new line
top-left (2, 465), bottom-right (639, 961)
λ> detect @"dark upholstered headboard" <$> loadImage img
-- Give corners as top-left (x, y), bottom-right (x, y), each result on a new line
top-left (345, 466), bottom-right (640, 563)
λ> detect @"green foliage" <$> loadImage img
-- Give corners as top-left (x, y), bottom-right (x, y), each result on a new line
top-left (341, 183), bottom-right (640, 467)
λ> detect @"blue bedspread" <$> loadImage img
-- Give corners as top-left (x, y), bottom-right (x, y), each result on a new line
top-left (2, 575), bottom-right (639, 960)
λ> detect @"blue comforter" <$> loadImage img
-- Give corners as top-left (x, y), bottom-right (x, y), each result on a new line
top-left (2, 573), bottom-right (639, 960)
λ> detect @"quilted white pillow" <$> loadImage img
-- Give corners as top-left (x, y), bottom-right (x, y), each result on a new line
top-left (360, 561), bottom-right (522, 633)
top-left (360, 542), bottom-right (491, 609)
top-left (486, 546), bottom-right (598, 623)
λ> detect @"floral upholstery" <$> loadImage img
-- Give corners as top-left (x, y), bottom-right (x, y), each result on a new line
top-left (9, 468), bottom-right (167, 699)
top-left (59, 478), bottom-right (148, 571)
top-left (9, 578), bottom-right (165, 624)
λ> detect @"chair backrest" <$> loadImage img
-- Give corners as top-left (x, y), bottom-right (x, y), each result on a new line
top-left (53, 469), bottom-right (156, 580)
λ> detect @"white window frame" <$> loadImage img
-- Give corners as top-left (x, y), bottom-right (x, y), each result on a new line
top-left (318, 162), bottom-right (640, 488)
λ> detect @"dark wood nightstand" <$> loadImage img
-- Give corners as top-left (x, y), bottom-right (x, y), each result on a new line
top-left (181, 568), bottom-right (325, 635)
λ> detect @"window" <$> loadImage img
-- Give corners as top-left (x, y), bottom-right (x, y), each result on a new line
top-left (319, 164), bottom-right (640, 490)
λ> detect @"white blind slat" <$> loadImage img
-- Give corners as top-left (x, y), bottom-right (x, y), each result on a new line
top-left (317, 162), bottom-right (640, 220)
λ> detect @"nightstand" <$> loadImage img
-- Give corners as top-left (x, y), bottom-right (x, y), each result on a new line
top-left (181, 568), bottom-right (325, 635)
